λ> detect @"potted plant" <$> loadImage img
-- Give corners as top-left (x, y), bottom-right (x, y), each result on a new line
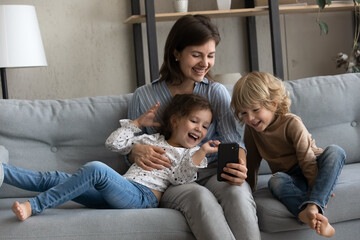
top-left (317, 0), bottom-right (360, 72)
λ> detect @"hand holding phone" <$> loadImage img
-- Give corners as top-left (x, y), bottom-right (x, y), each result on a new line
top-left (217, 143), bottom-right (239, 181)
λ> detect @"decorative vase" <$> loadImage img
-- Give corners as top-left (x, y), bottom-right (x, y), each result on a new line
top-left (173, 0), bottom-right (188, 13)
top-left (216, 0), bottom-right (231, 10)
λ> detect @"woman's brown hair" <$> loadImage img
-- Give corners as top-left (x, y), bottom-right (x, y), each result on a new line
top-left (159, 15), bottom-right (221, 85)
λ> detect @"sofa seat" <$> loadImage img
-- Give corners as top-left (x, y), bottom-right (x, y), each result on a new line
top-left (0, 198), bottom-right (195, 240)
top-left (255, 163), bottom-right (360, 233)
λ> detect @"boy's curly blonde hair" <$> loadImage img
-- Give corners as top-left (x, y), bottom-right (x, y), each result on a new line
top-left (231, 72), bottom-right (291, 123)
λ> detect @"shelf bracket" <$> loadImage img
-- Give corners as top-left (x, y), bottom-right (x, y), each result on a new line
top-left (268, 0), bottom-right (284, 79)
top-left (245, 0), bottom-right (259, 72)
top-left (145, 0), bottom-right (159, 82)
top-left (131, 0), bottom-right (146, 86)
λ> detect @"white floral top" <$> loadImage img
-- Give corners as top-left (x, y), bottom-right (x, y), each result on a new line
top-left (105, 120), bottom-right (207, 192)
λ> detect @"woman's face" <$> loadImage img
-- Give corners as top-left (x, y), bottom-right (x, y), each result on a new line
top-left (174, 39), bottom-right (216, 84)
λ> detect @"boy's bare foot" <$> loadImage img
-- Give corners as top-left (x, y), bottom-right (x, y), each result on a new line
top-left (316, 213), bottom-right (335, 238)
top-left (298, 203), bottom-right (318, 229)
top-left (11, 201), bottom-right (32, 221)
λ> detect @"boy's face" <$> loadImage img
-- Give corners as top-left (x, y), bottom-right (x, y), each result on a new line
top-left (167, 109), bottom-right (212, 148)
top-left (240, 104), bottom-right (276, 132)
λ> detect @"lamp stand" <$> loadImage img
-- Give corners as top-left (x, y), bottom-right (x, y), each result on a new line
top-left (0, 68), bottom-right (8, 99)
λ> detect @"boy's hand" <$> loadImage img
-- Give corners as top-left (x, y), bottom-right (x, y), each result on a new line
top-left (132, 102), bottom-right (161, 128)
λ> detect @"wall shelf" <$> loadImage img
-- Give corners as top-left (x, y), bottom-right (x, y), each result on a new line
top-left (127, 0), bottom-right (356, 86)
top-left (125, 3), bottom-right (355, 24)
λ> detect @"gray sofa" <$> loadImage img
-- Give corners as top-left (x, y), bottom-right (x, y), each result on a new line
top-left (0, 73), bottom-right (359, 240)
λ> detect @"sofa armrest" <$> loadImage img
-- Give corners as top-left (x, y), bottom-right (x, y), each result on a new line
top-left (0, 145), bottom-right (9, 164)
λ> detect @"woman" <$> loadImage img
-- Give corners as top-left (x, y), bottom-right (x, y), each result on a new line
top-left (128, 15), bottom-right (260, 240)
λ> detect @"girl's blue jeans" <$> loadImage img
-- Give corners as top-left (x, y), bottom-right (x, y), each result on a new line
top-left (3, 161), bottom-right (158, 215)
top-left (268, 145), bottom-right (345, 217)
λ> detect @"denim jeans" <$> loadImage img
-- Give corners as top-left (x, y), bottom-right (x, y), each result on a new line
top-left (3, 161), bottom-right (158, 215)
top-left (268, 145), bottom-right (345, 217)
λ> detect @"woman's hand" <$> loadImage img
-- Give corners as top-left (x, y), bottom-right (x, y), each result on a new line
top-left (220, 148), bottom-right (247, 186)
top-left (221, 162), bottom-right (247, 186)
top-left (129, 144), bottom-right (171, 171)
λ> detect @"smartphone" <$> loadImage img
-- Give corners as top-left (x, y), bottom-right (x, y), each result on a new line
top-left (217, 142), bottom-right (239, 181)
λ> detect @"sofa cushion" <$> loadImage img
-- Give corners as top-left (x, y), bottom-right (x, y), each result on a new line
top-left (285, 73), bottom-right (360, 165)
top-left (0, 146), bottom-right (9, 164)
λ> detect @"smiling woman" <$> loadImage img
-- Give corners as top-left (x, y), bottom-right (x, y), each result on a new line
top-left (173, 41), bottom-right (216, 94)
top-left (127, 14), bottom-right (261, 240)
top-left (159, 15), bottom-right (220, 87)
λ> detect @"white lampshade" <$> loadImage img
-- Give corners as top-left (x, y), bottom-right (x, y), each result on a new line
top-left (0, 5), bottom-right (47, 68)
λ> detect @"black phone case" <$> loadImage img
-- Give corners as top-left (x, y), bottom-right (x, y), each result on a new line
top-left (217, 143), bottom-right (239, 181)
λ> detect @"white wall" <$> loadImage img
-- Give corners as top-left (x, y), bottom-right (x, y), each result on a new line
top-left (1, 0), bottom-right (135, 99)
top-left (0, 0), bottom-right (353, 99)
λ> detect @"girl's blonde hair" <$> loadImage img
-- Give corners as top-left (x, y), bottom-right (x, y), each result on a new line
top-left (231, 72), bottom-right (291, 123)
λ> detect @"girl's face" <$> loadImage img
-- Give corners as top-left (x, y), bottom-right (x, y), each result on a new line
top-left (241, 105), bottom-right (276, 132)
top-left (174, 40), bottom-right (216, 84)
top-left (167, 109), bottom-right (212, 148)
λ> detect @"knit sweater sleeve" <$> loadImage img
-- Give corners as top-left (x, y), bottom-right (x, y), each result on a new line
top-left (287, 116), bottom-right (318, 188)
top-left (244, 125), bottom-right (263, 191)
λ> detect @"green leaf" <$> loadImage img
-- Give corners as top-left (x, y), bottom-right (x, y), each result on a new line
top-left (316, 0), bottom-right (332, 8)
top-left (318, 21), bottom-right (329, 35)
top-left (352, 65), bottom-right (360, 72)
top-left (317, 0), bottom-right (326, 9)
top-left (355, 0), bottom-right (360, 4)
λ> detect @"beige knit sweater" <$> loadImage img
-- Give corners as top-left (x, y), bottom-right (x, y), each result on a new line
top-left (244, 113), bottom-right (323, 190)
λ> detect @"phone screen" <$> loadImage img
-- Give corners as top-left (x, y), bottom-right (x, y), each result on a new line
top-left (217, 143), bottom-right (239, 181)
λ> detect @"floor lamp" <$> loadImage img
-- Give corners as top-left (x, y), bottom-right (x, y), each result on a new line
top-left (0, 5), bottom-right (47, 99)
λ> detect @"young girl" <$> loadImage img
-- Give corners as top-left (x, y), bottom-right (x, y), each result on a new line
top-left (0, 93), bottom-right (219, 221)
top-left (230, 72), bottom-right (346, 238)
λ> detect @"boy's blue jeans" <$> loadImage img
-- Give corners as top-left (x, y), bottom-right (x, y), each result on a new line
top-left (3, 161), bottom-right (158, 215)
top-left (268, 145), bottom-right (345, 217)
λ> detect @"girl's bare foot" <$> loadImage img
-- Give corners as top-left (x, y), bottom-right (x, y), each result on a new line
top-left (298, 204), bottom-right (318, 229)
top-left (11, 201), bottom-right (32, 221)
top-left (316, 213), bottom-right (335, 238)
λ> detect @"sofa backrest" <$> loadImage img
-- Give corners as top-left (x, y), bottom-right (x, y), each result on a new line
top-left (1, 73), bottom-right (359, 198)
top-left (0, 95), bottom-right (133, 198)
top-left (285, 73), bottom-right (360, 164)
